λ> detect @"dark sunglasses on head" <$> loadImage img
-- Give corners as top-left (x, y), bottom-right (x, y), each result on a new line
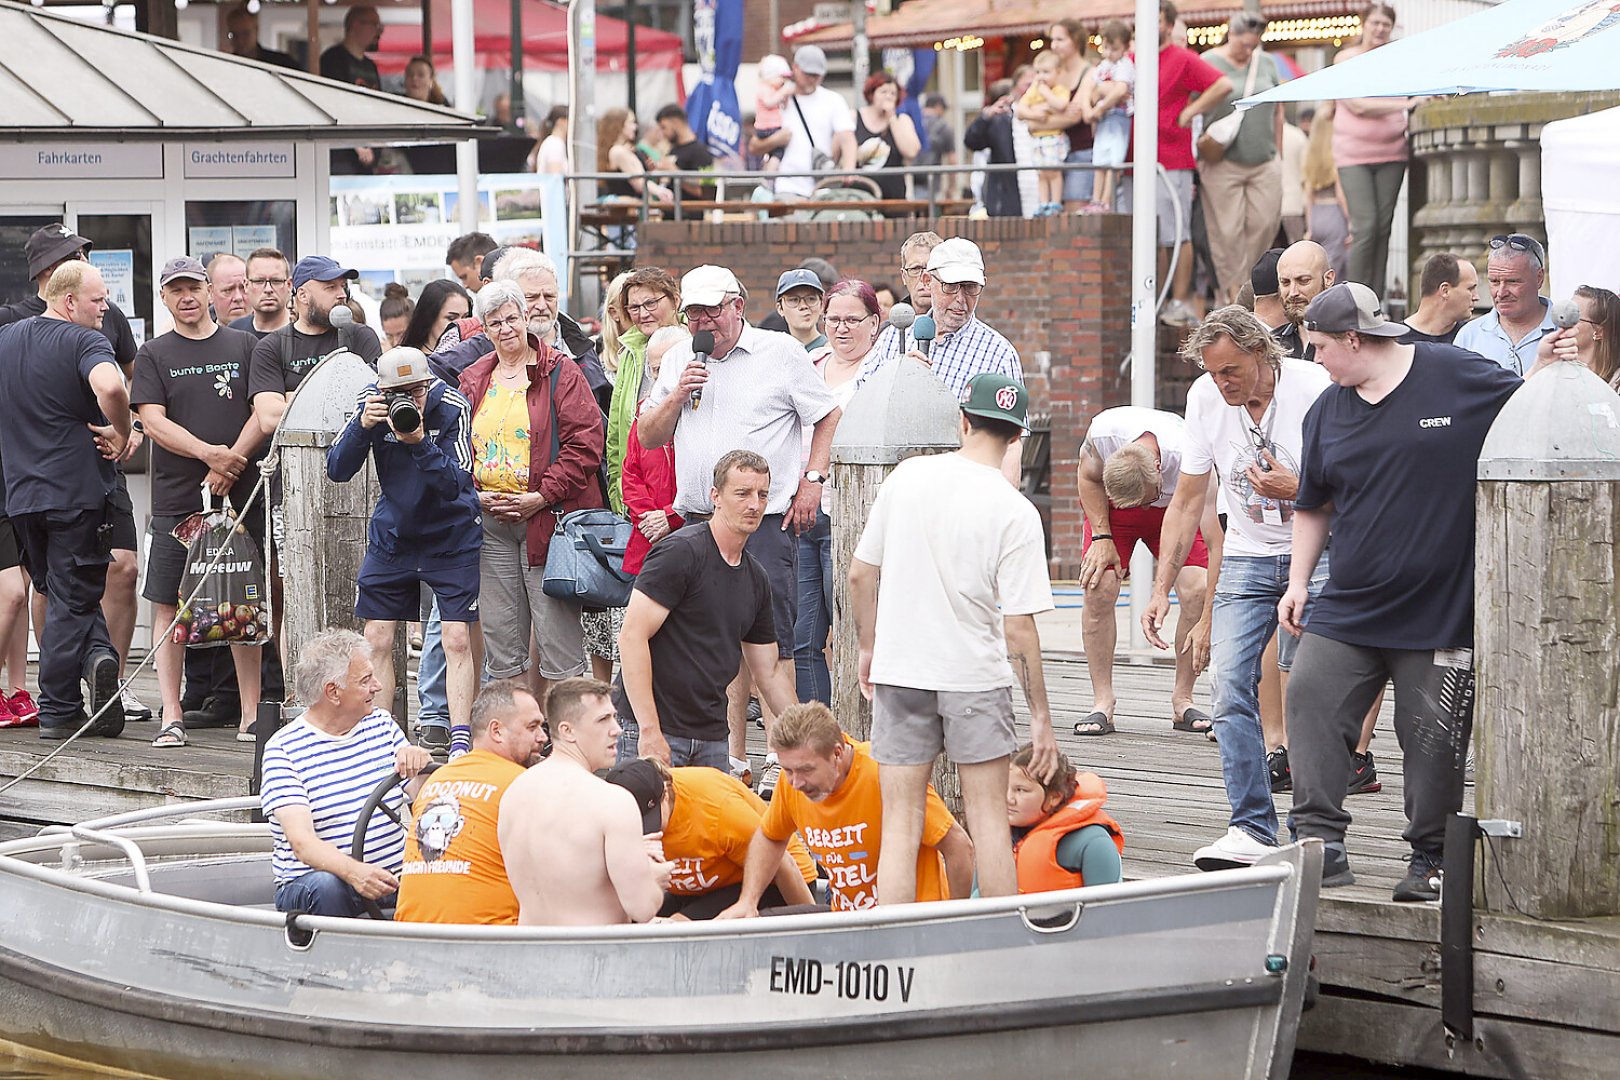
top-left (1489, 234), bottom-right (1545, 267)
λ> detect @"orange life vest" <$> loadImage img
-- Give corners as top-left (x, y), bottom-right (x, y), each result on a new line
top-left (1012, 772), bottom-right (1125, 895)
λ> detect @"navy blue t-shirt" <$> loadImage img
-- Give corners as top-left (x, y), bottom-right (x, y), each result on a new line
top-left (1295, 344), bottom-right (1522, 650)
top-left (0, 317), bottom-right (121, 515)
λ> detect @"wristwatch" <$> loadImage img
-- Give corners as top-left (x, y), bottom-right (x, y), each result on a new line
top-left (131, 419), bottom-right (145, 434)
top-left (803, 470), bottom-right (828, 485)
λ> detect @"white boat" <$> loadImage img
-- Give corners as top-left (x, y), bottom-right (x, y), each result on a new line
top-left (0, 797), bottom-right (1322, 1079)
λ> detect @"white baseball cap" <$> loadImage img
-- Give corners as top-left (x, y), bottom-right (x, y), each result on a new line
top-left (680, 265), bottom-right (747, 308)
top-left (926, 237), bottom-right (986, 286)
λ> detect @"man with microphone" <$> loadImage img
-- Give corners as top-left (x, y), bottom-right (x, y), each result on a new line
top-left (635, 265), bottom-right (841, 778)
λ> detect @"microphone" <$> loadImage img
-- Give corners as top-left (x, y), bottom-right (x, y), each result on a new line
top-left (1551, 299), bottom-right (1581, 330)
top-left (328, 302), bottom-right (354, 328)
top-left (690, 329), bottom-right (715, 410)
top-left (911, 314), bottom-right (936, 358)
top-left (888, 302), bottom-right (916, 333)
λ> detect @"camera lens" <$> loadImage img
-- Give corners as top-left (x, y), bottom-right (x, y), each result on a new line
top-left (387, 392), bottom-right (422, 434)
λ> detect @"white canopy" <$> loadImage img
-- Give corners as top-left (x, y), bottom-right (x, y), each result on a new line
top-left (1541, 105), bottom-right (1620, 294)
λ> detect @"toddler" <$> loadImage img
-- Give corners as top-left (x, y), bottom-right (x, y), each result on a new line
top-left (753, 54), bottom-right (795, 179)
top-left (1087, 20), bottom-right (1136, 213)
top-left (1015, 50), bottom-right (1071, 216)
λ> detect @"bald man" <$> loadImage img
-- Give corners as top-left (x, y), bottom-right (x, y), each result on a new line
top-left (1273, 241), bottom-right (1334, 362)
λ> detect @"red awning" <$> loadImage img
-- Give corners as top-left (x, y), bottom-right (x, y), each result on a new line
top-left (375, 0), bottom-right (685, 75)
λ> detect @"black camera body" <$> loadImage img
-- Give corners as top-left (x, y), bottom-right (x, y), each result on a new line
top-left (386, 391), bottom-right (422, 434)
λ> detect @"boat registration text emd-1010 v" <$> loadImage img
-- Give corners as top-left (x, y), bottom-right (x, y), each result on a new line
top-left (767, 956), bottom-right (917, 1002)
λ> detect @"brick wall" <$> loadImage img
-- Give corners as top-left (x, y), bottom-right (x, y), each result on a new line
top-left (743, 0), bottom-right (817, 65)
top-left (634, 214), bottom-right (1135, 575)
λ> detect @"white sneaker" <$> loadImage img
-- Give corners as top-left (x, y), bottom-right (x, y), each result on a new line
top-left (120, 687), bottom-right (153, 721)
top-left (1193, 826), bottom-right (1277, 871)
top-left (756, 753), bottom-right (782, 801)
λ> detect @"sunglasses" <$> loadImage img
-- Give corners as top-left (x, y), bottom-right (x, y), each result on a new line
top-left (1489, 234), bottom-right (1545, 267)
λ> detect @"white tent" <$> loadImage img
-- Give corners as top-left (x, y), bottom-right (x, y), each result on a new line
top-left (1542, 105), bottom-right (1620, 294)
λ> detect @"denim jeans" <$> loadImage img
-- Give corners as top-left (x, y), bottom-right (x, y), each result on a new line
top-left (275, 870), bottom-right (383, 917)
top-left (793, 510), bottom-right (833, 705)
top-left (1209, 552), bottom-right (1329, 844)
top-left (1062, 148), bottom-right (1095, 204)
top-left (614, 712), bottom-right (730, 771)
top-left (416, 598), bottom-right (448, 731)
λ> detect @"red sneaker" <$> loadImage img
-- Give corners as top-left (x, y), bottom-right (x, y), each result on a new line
top-left (6, 688), bottom-right (39, 727)
top-left (0, 694), bottom-right (20, 729)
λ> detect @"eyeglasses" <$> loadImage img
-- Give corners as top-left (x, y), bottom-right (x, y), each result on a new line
top-left (1489, 234), bottom-right (1546, 267)
top-left (683, 301), bottom-right (731, 320)
top-left (778, 294), bottom-right (823, 309)
top-left (933, 281), bottom-right (982, 298)
top-left (486, 315), bottom-right (526, 331)
top-left (824, 315), bottom-right (874, 329)
top-left (1245, 424), bottom-right (1273, 459)
top-left (625, 297), bottom-right (669, 316)
top-left (901, 263), bottom-right (929, 276)
top-left (248, 277), bottom-right (290, 289)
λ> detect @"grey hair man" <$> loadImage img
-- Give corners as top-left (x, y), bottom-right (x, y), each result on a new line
top-left (1141, 306), bottom-right (1332, 875)
top-left (871, 230), bottom-right (945, 361)
top-left (206, 253), bottom-right (251, 325)
top-left (1454, 233), bottom-right (1554, 375)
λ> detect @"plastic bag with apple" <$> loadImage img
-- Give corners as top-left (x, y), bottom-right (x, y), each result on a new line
top-left (171, 497), bottom-right (268, 649)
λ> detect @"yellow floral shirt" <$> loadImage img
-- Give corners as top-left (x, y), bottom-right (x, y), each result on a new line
top-left (472, 382), bottom-right (531, 494)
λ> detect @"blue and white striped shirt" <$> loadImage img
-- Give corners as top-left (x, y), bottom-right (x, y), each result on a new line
top-left (260, 708), bottom-right (408, 884)
top-left (861, 316), bottom-right (1024, 399)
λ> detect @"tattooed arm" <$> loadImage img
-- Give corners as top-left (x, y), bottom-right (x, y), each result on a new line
top-left (1004, 614), bottom-right (1057, 781)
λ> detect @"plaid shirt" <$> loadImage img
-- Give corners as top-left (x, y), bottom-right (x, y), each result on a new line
top-left (861, 316), bottom-right (1024, 398)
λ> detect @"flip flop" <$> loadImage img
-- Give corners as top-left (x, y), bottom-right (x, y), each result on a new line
top-left (151, 723), bottom-right (187, 749)
top-left (236, 731), bottom-right (257, 743)
top-left (1173, 707), bottom-right (1214, 734)
top-left (1073, 711), bottom-right (1115, 737)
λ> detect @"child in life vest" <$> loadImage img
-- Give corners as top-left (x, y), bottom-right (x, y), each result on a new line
top-left (1008, 743), bottom-right (1124, 893)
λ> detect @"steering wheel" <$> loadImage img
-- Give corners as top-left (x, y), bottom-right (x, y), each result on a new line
top-left (350, 764), bottom-right (439, 920)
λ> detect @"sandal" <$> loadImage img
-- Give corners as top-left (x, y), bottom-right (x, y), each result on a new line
top-left (1173, 707), bottom-right (1214, 734)
top-left (236, 731), bottom-right (257, 743)
top-left (151, 723), bottom-right (187, 748)
top-left (1074, 711), bottom-right (1116, 737)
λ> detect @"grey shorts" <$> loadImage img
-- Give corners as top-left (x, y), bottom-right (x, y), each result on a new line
top-left (480, 517), bottom-right (587, 681)
top-left (1157, 168), bottom-right (1194, 247)
top-left (870, 684), bottom-right (1017, 767)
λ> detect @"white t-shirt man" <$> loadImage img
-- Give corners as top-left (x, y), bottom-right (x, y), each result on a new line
top-left (1181, 355), bottom-right (1332, 557)
top-left (854, 452), bottom-right (1053, 691)
top-left (778, 85), bottom-right (855, 199)
top-left (1084, 405), bottom-right (1188, 508)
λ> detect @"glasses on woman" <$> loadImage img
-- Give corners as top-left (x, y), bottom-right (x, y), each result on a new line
top-left (486, 314), bottom-right (526, 332)
top-left (825, 315), bottom-right (874, 329)
top-left (625, 296), bottom-right (669, 316)
top-left (934, 281), bottom-right (983, 298)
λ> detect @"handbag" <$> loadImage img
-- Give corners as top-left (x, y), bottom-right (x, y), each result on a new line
top-left (1197, 50), bottom-right (1261, 164)
top-left (792, 95), bottom-right (837, 172)
top-left (533, 362), bottom-right (636, 607)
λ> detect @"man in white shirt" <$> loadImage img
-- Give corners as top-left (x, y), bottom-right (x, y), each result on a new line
top-left (1074, 406), bottom-right (1218, 738)
top-left (1139, 307), bottom-right (1332, 872)
top-left (772, 45), bottom-right (856, 201)
top-left (849, 373), bottom-right (1059, 903)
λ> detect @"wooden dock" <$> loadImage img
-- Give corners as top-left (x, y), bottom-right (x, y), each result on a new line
top-left (1, 649), bottom-right (1615, 1077)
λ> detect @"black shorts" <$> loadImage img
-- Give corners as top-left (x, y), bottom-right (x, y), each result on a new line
top-left (109, 476), bottom-right (137, 552)
top-left (0, 514), bottom-right (21, 573)
top-left (143, 507), bottom-right (265, 606)
top-left (354, 552), bottom-right (480, 623)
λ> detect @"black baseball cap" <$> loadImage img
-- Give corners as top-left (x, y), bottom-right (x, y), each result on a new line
top-left (25, 223), bottom-right (92, 280)
top-left (603, 759), bottom-right (666, 834)
top-left (1303, 283), bottom-right (1408, 338)
top-left (1250, 248), bottom-right (1283, 297)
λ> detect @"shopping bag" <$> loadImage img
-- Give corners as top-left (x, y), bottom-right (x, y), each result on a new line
top-left (171, 496), bottom-right (268, 648)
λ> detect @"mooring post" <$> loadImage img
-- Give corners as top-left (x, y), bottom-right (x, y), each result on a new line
top-left (277, 351), bottom-right (410, 726)
top-left (1475, 360), bottom-right (1620, 919)
top-left (829, 357), bottom-right (962, 805)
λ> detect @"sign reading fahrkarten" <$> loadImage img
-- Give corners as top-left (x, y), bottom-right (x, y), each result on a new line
top-left (0, 143), bottom-right (163, 179)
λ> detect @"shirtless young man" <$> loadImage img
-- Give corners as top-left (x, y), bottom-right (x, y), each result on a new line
top-left (497, 678), bottom-right (673, 924)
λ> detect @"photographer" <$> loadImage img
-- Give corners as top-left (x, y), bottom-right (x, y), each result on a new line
top-left (326, 347), bottom-right (481, 754)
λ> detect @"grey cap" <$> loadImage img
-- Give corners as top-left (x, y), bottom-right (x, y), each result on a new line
top-left (793, 44), bottom-right (828, 76)
top-left (376, 346), bottom-right (434, 390)
top-left (1303, 283), bottom-right (1407, 338)
top-left (159, 255), bottom-right (209, 286)
top-left (776, 267), bottom-right (825, 298)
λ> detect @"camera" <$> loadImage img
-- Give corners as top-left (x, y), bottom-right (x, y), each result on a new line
top-left (386, 392), bottom-right (422, 434)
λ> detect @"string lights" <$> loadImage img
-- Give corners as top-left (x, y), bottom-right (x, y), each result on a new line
top-left (934, 35), bottom-right (985, 52)
top-left (1187, 15), bottom-right (1364, 47)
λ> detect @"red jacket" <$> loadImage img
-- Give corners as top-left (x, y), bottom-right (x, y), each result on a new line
top-left (620, 415), bottom-right (682, 575)
top-left (1012, 772), bottom-right (1125, 894)
top-left (458, 335), bottom-right (604, 566)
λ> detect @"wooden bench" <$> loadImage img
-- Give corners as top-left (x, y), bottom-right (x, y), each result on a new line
top-left (1020, 415), bottom-right (1053, 559)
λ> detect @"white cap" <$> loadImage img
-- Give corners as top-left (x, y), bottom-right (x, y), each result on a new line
top-left (376, 346), bottom-right (433, 390)
top-left (680, 264), bottom-right (747, 307)
top-left (926, 237), bottom-right (986, 286)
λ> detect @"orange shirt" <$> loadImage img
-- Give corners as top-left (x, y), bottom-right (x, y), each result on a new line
top-left (395, 750), bottom-right (525, 925)
top-left (761, 738), bottom-right (956, 911)
top-left (663, 767), bottom-right (816, 896)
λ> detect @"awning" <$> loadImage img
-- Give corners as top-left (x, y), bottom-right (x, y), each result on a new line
top-left (374, 0), bottom-right (685, 75)
top-left (0, 0), bottom-right (491, 143)
top-left (791, 0), bottom-right (1354, 50)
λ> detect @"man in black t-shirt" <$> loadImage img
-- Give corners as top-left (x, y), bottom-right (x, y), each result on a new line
top-left (229, 247), bottom-right (293, 340)
top-left (132, 257), bottom-right (269, 749)
top-left (1399, 253), bottom-right (1479, 346)
top-left (0, 263), bottom-right (132, 739)
top-left (616, 451), bottom-right (795, 773)
top-left (224, 3), bottom-right (299, 70)
top-left (1278, 283), bottom-right (1570, 903)
top-left (318, 4), bottom-right (382, 90)
top-left (655, 105), bottom-right (716, 198)
top-left (1273, 240), bottom-right (1335, 363)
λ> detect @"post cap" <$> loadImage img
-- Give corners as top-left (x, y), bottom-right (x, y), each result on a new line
top-left (831, 357), bottom-right (961, 464)
top-left (1478, 362), bottom-right (1620, 481)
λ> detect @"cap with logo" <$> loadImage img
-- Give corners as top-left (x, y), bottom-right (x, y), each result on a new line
top-left (960, 372), bottom-right (1030, 430)
top-left (602, 759), bottom-right (665, 834)
top-left (25, 224), bottom-right (92, 280)
top-left (681, 264), bottom-right (747, 308)
top-left (158, 256), bottom-right (209, 287)
top-left (775, 267), bottom-right (826, 299)
top-left (926, 237), bottom-right (986, 286)
top-left (291, 255), bottom-right (360, 291)
top-left (793, 44), bottom-right (828, 76)
top-left (1303, 282), bottom-right (1407, 338)
top-left (1250, 248), bottom-right (1283, 297)
top-left (376, 346), bottom-right (434, 390)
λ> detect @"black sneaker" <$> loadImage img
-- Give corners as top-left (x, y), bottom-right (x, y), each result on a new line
top-left (1267, 747), bottom-right (1292, 793)
top-left (39, 711), bottom-right (89, 741)
top-left (83, 651), bottom-right (125, 739)
top-left (1347, 750), bottom-right (1382, 795)
top-left (1321, 842), bottom-right (1355, 888)
top-left (747, 696), bottom-right (763, 728)
top-left (416, 724), bottom-right (451, 758)
top-left (1393, 852), bottom-right (1443, 902)
top-left (183, 695), bottom-right (240, 730)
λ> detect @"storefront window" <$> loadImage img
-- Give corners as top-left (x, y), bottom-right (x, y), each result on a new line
top-left (78, 212), bottom-right (154, 345)
top-left (183, 200), bottom-right (297, 266)
top-left (0, 213), bottom-right (60, 308)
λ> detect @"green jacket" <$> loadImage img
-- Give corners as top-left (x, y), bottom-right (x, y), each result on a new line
top-left (604, 325), bottom-right (649, 515)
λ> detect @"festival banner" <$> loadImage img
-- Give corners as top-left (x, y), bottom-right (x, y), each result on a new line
top-left (687, 0), bottom-right (744, 165)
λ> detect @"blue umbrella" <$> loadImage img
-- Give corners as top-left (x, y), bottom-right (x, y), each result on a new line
top-left (1241, 0), bottom-right (1620, 104)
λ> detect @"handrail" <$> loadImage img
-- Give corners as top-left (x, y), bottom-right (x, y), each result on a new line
top-left (37, 796), bottom-right (264, 836)
top-left (66, 824), bottom-right (154, 894)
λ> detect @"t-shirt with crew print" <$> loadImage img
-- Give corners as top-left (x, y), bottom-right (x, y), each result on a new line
top-left (131, 326), bottom-right (261, 516)
top-left (760, 738), bottom-right (955, 910)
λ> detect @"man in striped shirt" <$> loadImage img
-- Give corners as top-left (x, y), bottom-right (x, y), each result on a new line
top-left (262, 629), bottom-right (433, 916)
